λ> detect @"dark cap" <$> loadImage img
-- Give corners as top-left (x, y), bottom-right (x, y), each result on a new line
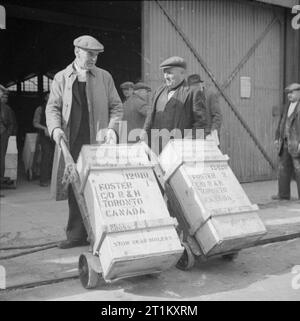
top-left (133, 82), bottom-right (151, 91)
top-left (73, 35), bottom-right (104, 52)
top-left (120, 81), bottom-right (134, 90)
top-left (159, 56), bottom-right (187, 70)
top-left (285, 83), bottom-right (300, 93)
top-left (187, 74), bottom-right (204, 85)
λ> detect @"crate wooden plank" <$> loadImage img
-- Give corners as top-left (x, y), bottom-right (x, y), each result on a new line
top-left (77, 144), bottom-right (183, 281)
top-left (159, 139), bottom-right (267, 257)
top-left (5, 136), bottom-right (18, 181)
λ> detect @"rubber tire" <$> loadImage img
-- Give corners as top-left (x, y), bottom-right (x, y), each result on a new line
top-left (78, 254), bottom-right (99, 289)
top-left (176, 242), bottom-right (195, 271)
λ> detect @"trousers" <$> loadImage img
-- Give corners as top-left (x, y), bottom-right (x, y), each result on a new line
top-left (278, 141), bottom-right (300, 199)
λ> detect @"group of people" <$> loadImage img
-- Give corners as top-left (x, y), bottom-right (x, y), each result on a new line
top-left (2, 34), bottom-right (298, 248)
top-left (44, 35), bottom-right (223, 249)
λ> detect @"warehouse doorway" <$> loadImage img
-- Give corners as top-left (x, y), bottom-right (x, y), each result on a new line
top-left (0, 1), bottom-right (142, 157)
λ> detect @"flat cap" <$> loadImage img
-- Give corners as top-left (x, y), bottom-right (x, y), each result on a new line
top-left (73, 35), bottom-right (104, 52)
top-left (187, 74), bottom-right (204, 85)
top-left (285, 83), bottom-right (300, 92)
top-left (133, 82), bottom-right (151, 91)
top-left (160, 56), bottom-right (187, 70)
top-left (120, 81), bottom-right (134, 89)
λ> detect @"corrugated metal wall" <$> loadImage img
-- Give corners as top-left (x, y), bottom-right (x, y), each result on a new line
top-left (142, 0), bottom-right (285, 182)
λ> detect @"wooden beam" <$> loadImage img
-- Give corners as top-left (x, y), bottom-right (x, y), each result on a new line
top-left (4, 4), bottom-right (139, 35)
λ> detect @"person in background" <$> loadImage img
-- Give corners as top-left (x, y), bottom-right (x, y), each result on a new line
top-left (120, 82), bottom-right (152, 143)
top-left (120, 81), bottom-right (134, 102)
top-left (46, 35), bottom-right (123, 249)
top-left (0, 85), bottom-right (17, 194)
top-left (272, 83), bottom-right (300, 201)
top-left (141, 56), bottom-right (209, 155)
top-left (33, 91), bottom-right (55, 187)
top-left (187, 74), bottom-right (222, 146)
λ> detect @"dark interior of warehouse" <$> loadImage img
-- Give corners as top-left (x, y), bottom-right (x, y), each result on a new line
top-left (0, 1), bottom-right (141, 153)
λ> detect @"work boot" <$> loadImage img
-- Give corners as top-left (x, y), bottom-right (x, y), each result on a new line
top-left (58, 239), bottom-right (89, 249)
top-left (271, 194), bottom-right (290, 200)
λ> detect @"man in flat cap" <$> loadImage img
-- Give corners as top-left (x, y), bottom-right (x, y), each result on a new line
top-left (0, 85), bottom-right (17, 193)
top-left (46, 35), bottom-right (123, 249)
top-left (142, 56), bottom-right (209, 155)
top-left (272, 83), bottom-right (300, 200)
top-left (120, 81), bottom-right (134, 102)
top-left (188, 74), bottom-right (222, 146)
top-left (120, 82), bottom-right (152, 143)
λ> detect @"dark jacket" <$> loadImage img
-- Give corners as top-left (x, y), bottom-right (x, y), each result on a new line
top-left (275, 100), bottom-right (300, 157)
top-left (204, 86), bottom-right (222, 134)
top-left (0, 102), bottom-right (17, 136)
top-left (121, 93), bottom-right (151, 142)
top-left (143, 80), bottom-right (209, 138)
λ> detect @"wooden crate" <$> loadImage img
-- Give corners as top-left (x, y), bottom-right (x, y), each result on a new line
top-left (77, 144), bottom-right (183, 281)
top-left (159, 139), bottom-right (267, 257)
top-left (5, 136), bottom-right (18, 182)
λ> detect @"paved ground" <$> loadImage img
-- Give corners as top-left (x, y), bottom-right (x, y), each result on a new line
top-left (0, 174), bottom-right (300, 301)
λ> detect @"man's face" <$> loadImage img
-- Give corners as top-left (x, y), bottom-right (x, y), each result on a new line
top-left (287, 90), bottom-right (300, 103)
top-left (135, 88), bottom-right (148, 100)
top-left (122, 88), bottom-right (134, 99)
top-left (75, 47), bottom-right (99, 70)
top-left (163, 67), bottom-right (185, 88)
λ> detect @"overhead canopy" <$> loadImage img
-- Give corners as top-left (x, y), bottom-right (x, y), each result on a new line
top-left (0, 1), bottom-right (141, 87)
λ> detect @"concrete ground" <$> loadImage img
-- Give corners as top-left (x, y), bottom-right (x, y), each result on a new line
top-left (0, 174), bottom-right (300, 301)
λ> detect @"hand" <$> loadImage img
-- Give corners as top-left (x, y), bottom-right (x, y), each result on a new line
top-left (105, 129), bottom-right (117, 144)
top-left (96, 128), bottom-right (117, 144)
top-left (52, 128), bottom-right (67, 146)
top-left (138, 130), bottom-right (147, 142)
top-left (44, 127), bottom-right (50, 137)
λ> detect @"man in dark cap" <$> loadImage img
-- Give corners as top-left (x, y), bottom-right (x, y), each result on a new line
top-left (142, 56), bottom-right (209, 154)
top-left (272, 83), bottom-right (300, 200)
top-left (0, 85), bottom-right (17, 193)
top-left (46, 35), bottom-right (123, 249)
top-left (120, 82), bottom-right (134, 102)
top-left (187, 74), bottom-right (222, 146)
top-left (120, 82), bottom-right (152, 143)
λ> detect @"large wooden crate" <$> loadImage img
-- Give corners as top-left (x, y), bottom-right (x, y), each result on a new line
top-left (5, 136), bottom-right (18, 183)
top-left (159, 139), bottom-right (267, 257)
top-left (76, 144), bottom-right (183, 281)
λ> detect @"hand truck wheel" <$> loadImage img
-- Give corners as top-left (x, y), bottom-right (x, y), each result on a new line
top-left (176, 242), bottom-right (195, 271)
top-left (78, 253), bottom-right (100, 289)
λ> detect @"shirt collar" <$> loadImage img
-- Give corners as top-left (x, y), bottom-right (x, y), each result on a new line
top-left (166, 79), bottom-right (185, 93)
top-left (67, 61), bottom-right (96, 78)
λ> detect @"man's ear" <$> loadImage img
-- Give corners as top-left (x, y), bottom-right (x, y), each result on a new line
top-left (74, 47), bottom-right (79, 57)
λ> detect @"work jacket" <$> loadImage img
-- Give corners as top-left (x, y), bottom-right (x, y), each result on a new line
top-left (46, 62), bottom-right (123, 200)
top-left (46, 62), bottom-right (123, 143)
top-left (144, 80), bottom-right (209, 139)
top-left (275, 100), bottom-right (300, 158)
